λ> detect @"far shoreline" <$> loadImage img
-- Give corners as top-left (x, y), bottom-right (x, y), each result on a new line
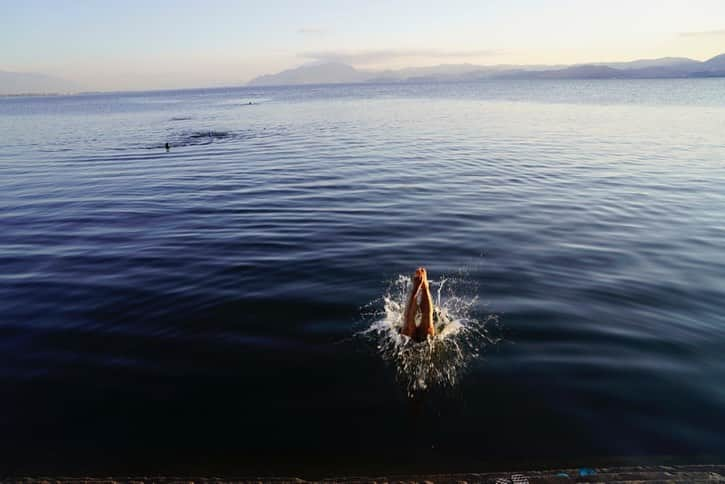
top-left (2, 73), bottom-right (725, 99)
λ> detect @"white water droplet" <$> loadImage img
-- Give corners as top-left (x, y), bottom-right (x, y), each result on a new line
top-left (358, 274), bottom-right (498, 395)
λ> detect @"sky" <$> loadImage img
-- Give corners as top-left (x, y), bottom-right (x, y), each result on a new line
top-left (2, 0), bottom-right (725, 91)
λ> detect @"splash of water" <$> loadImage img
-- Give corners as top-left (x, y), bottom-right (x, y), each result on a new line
top-left (360, 274), bottom-right (498, 396)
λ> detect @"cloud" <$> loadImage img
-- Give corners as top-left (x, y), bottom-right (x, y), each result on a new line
top-left (679, 29), bottom-right (725, 37)
top-left (299, 48), bottom-right (499, 65)
top-left (297, 27), bottom-right (327, 35)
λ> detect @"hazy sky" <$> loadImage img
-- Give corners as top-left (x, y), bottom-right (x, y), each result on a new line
top-left (3, 0), bottom-right (725, 90)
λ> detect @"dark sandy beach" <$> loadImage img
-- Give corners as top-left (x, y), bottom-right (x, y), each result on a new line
top-left (8, 465), bottom-right (725, 483)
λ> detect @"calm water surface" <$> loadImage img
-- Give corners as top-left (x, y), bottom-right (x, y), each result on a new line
top-left (1, 79), bottom-right (725, 476)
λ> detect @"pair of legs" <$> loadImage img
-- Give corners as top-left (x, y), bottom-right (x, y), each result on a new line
top-left (401, 267), bottom-right (436, 342)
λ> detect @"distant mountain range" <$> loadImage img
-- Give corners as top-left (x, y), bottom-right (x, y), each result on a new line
top-left (0, 70), bottom-right (80, 95)
top-left (4, 53), bottom-right (724, 95)
top-left (248, 54), bottom-right (725, 86)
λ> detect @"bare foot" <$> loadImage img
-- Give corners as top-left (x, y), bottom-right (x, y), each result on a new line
top-left (412, 266), bottom-right (427, 290)
top-left (418, 267), bottom-right (428, 287)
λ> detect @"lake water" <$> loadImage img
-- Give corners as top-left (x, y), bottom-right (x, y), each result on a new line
top-left (1, 79), bottom-right (725, 477)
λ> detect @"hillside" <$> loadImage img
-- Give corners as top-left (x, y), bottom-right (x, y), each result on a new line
top-left (248, 54), bottom-right (725, 86)
top-left (247, 62), bottom-right (370, 86)
top-left (0, 70), bottom-right (79, 95)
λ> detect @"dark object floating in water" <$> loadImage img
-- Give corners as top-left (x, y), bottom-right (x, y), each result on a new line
top-left (189, 130), bottom-right (231, 139)
top-left (146, 126), bottom-right (281, 150)
top-left (170, 116), bottom-right (192, 121)
top-left (165, 142), bottom-right (170, 152)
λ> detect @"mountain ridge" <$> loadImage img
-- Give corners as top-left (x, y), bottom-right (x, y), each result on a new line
top-left (248, 54), bottom-right (725, 86)
top-left (0, 70), bottom-right (80, 95)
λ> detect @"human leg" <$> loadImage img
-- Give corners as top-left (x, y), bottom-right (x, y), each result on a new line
top-left (417, 275), bottom-right (436, 340)
top-left (401, 267), bottom-right (425, 339)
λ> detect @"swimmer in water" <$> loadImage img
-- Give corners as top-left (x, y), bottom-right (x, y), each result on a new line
top-left (401, 267), bottom-right (436, 342)
top-left (165, 142), bottom-right (170, 151)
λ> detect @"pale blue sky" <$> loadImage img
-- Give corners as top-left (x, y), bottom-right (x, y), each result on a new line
top-left (3, 0), bottom-right (725, 90)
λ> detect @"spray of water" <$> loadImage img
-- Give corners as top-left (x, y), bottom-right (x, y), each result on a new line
top-left (359, 274), bottom-right (498, 396)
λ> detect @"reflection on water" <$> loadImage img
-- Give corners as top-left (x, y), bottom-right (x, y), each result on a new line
top-left (1, 79), bottom-right (725, 475)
